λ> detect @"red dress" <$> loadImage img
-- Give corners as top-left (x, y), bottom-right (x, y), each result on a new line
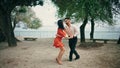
top-left (53, 28), bottom-right (66, 48)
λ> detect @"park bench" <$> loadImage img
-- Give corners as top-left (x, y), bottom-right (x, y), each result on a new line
top-left (92, 39), bottom-right (117, 44)
top-left (24, 37), bottom-right (37, 41)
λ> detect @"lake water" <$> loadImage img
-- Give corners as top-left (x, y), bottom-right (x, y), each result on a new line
top-left (14, 25), bottom-right (120, 39)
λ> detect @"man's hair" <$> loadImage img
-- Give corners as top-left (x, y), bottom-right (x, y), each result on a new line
top-left (64, 17), bottom-right (70, 20)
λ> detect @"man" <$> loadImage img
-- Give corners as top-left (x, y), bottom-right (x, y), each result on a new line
top-left (64, 18), bottom-right (80, 61)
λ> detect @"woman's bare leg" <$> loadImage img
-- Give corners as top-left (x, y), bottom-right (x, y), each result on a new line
top-left (56, 46), bottom-right (65, 64)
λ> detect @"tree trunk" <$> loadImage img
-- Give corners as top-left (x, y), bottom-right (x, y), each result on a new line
top-left (90, 18), bottom-right (95, 40)
top-left (0, 29), bottom-right (6, 42)
top-left (80, 17), bottom-right (88, 43)
top-left (0, 11), bottom-right (17, 47)
top-left (117, 37), bottom-right (120, 44)
top-left (6, 13), bottom-right (17, 47)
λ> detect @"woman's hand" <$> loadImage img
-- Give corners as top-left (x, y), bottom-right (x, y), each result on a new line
top-left (64, 37), bottom-right (70, 39)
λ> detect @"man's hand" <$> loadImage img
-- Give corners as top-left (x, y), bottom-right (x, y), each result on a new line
top-left (64, 35), bottom-right (73, 40)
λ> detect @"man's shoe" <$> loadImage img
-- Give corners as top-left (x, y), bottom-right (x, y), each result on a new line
top-left (75, 55), bottom-right (80, 60)
top-left (69, 59), bottom-right (72, 61)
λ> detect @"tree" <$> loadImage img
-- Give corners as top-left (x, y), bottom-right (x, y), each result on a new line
top-left (52, 0), bottom-right (120, 43)
top-left (28, 18), bottom-right (42, 29)
top-left (12, 6), bottom-right (42, 29)
top-left (0, 0), bottom-right (43, 47)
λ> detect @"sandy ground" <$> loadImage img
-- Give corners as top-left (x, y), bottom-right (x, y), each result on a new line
top-left (0, 38), bottom-right (120, 68)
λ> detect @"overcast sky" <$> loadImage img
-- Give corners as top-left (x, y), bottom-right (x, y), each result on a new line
top-left (32, 0), bottom-right (58, 26)
top-left (31, 0), bottom-right (120, 31)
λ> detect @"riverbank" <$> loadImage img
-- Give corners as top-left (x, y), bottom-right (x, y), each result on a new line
top-left (0, 38), bottom-right (120, 68)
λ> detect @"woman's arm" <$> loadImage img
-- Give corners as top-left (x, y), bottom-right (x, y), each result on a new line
top-left (56, 34), bottom-right (62, 37)
top-left (64, 28), bottom-right (73, 38)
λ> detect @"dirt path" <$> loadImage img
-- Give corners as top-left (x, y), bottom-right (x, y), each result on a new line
top-left (0, 38), bottom-right (120, 68)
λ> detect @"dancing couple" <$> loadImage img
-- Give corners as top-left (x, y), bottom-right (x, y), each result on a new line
top-left (53, 18), bottom-right (80, 65)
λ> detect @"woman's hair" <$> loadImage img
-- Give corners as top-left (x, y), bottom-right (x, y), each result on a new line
top-left (57, 20), bottom-right (64, 29)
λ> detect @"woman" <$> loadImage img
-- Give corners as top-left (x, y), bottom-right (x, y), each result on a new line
top-left (53, 20), bottom-right (71, 65)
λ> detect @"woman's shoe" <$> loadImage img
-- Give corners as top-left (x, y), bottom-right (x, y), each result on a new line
top-left (56, 58), bottom-right (62, 65)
